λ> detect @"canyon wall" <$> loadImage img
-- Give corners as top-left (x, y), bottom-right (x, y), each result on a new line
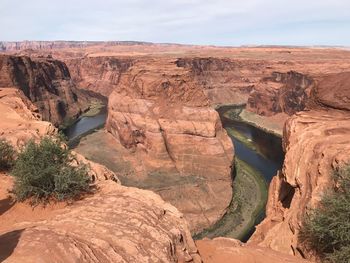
top-left (250, 72), bottom-right (350, 258)
top-left (65, 57), bottom-right (134, 96)
top-left (247, 71), bottom-right (314, 116)
top-left (0, 55), bottom-right (89, 126)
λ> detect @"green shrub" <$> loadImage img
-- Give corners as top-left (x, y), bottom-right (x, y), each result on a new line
top-left (299, 165), bottom-right (350, 263)
top-left (11, 136), bottom-right (91, 203)
top-left (0, 139), bottom-right (16, 171)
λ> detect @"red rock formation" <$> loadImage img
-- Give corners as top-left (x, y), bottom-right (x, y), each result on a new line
top-left (176, 57), bottom-right (258, 105)
top-left (0, 88), bottom-right (56, 147)
top-left (250, 72), bottom-right (350, 259)
top-left (0, 180), bottom-right (201, 263)
top-left (106, 57), bottom-right (234, 233)
top-left (247, 71), bottom-right (314, 116)
top-left (0, 55), bottom-right (89, 126)
top-left (66, 57), bottom-right (133, 96)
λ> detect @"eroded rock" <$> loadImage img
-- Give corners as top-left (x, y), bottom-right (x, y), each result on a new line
top-left (105, 58), bottom-right (234, 233)
top-left (0, 54), bottom-right (89, 126)
top-left (250, 73), bottom-right (350, 259)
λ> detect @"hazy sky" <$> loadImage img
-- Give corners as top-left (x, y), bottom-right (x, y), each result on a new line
top-left (1, 0), bottom-right (349, 46)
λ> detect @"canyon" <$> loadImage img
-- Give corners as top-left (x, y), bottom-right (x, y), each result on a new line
top-left (0, 42), bottom-right (350, 262)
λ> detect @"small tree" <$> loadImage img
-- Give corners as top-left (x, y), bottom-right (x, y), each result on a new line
top-left (299, 165), bottom-right (350, 263)
top-left (0, 139), bottom-right (16, 171)
top-left (11, 136), bottom-right (91, 203)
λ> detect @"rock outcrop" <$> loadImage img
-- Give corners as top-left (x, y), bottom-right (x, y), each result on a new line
top-left (247, 71), bottom-right (314, 116)
top-left (65, 57), bottom-right (134, 96)
top-left (0, 54), bottom-right (89, 126)
top-left (0, 180), bottom-right (201, 263)
top-left (0, 88), bottom-right (56, 147)
top-left (250, 72), bottom-right (350, 258)
top-left (106, 57), bottom-right (234, 233)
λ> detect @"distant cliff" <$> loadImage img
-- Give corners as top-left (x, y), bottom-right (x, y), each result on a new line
top-left (0, 41), bottom-right (155, 51)
top-left (0, 54), bottom-right (89, 126)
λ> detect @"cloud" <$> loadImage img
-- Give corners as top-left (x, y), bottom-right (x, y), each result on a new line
top-left (0, 0), bottom-right (349, 45)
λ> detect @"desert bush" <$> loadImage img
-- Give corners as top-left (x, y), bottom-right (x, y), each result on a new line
top-left (299, 165), bottom-right (350, 263)
top-left (0, 139), bottom-right (16, 171)
top-left (11, 136), bottom-right (90, 203)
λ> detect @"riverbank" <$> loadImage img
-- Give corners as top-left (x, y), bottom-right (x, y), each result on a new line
top-left (193, 105), bottom-right (284, 242)
top-left (194, 158), bottom-right (268, 241)
top-left (220, 105), bottom-right (284, 137)
top-left (239, 110), bottom-right (285, 137)
top-left (62, 104), bottom-right (107, 147)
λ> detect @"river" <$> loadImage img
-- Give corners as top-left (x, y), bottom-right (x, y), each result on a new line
top-left (63, 107), bottom-right (107, 145)
top-left (195, 105), bottom-right (284, 241)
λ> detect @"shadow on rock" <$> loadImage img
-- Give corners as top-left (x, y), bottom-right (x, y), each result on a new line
top-left (0, 229), bottom-right (24, 262)
top-left (0, 198), bottom-right (15, 216)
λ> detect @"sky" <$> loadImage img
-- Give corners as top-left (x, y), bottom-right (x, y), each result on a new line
top-left (0, 0), bottom-right (349, 46)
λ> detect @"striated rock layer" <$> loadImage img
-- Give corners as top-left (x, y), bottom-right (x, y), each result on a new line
top-left (0, 54), bottom-right (89, 126)
top-left (66, 57), bottom-right (134, 96)
top-left (247, 71), bottom-right (314, 116)
top-left (106, 57), bottom-right (234, 233)
top-left (250, 72), bottom-right (350, 258)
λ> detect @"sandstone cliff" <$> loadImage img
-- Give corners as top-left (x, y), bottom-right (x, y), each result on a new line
top-left (106, 57), bottom-right (234, 234)
top-left (0, 88), bottom-right (56, 147)
top-left (66, 57), bottom-right (134, 96)
top-left (0, 55), bottom-right (89, 126)
top-left (250, 72), bottom-right (350, 258)
top-left (247, 71), bottom-right (314, 116)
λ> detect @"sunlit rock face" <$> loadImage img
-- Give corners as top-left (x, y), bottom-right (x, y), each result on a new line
top-left (1, 181), bottom-right (201, 263)
top-left (0, 54), bottom-right (89, 126)
top-left (106, 57), bottom-right (234, 234)
top-left (250, 72), bottom-right (350, 259)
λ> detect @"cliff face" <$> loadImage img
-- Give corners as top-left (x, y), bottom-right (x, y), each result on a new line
top-left (0, 88), bottom-right (56, 146)
top-left (106, 57), bottom-right (234, 233)
top-left (247, 71), bottom-right (314, 116)
top-left (176, 57), bottom-right (259, 105)
top-left (66, 57), bottom-right (134, 96)
top-left (250, 72), bottom-right (350, 258)
top-left (0, 55), bottom-right (89, 126)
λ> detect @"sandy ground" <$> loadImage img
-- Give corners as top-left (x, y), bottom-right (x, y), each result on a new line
top-left (0, 173), bottom-right (66, 233)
